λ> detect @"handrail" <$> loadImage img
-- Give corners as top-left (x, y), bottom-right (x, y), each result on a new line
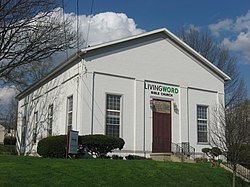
top-left (177, 142), bottom-right (195, 156)
top-left (171, 142), bottom-right (183, 154)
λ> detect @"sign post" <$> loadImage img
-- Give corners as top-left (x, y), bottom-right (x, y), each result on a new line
top-left (66, 125), bottom-right (79, 158)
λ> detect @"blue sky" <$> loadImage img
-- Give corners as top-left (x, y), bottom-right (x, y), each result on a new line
top-left (64, 0), bottom-right (250, 31)
top-left (0, 0), bottom-right (249, 111)
top-left (63, 0), bottom-right (250, 97)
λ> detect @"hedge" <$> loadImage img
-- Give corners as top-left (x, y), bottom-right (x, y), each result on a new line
top-left (125, 155), bottom-right (150, 160)
top-left (37, 135), bottom-right (67, 158)
top-left (4, 136), bottom-right (16, 145)
top-left (78, 134), bottom-right (125, 157)
top-left (37, 134), bottom-right (125, 158)
top-left (0, 144), bottom-right (17, 155)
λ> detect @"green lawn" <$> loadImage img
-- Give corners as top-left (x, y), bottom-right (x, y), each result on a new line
top-left (0, 155), bottom-right (249, 187)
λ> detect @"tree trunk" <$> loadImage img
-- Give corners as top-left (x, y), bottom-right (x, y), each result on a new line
top-left (232, 165), bottom-right (236, 187)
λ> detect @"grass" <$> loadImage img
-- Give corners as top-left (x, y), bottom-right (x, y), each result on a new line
top-left (0, 155), bottom-right (249, 187)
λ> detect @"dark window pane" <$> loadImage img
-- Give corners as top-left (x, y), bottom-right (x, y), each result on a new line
top-left (106, 95), bottom-right (121, 137)
top-left (197, 105), bottom-right (208, 142)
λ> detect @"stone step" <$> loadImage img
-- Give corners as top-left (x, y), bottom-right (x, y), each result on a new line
top-left (150, 152), bottom-right (195, 163)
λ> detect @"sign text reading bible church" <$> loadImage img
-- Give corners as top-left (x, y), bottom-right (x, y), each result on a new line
top-left (145, 82), bottom-right (179, 97)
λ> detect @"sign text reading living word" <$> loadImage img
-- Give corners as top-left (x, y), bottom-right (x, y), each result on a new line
top-left (145, 83), bottom-right (179, 97)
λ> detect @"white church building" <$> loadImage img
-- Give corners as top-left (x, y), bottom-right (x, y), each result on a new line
top-left (16, 28), bottom-right (230, 157)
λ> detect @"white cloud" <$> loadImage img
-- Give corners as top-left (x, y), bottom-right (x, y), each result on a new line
top-left (222, 30), bottom-right (250, 63)
top-left (62, 11), bottom-right (144, 47)
top-left (0, 10), bottom-right (144, 112)
top-left (84, 12), bottom-right (144, 46)
top-left (222, 31), bottom-right (250, 51)
top-left (0, 86), bottom-right (17, 106)
top-left (51, 10), bottom-right (145, 63)
top-left (234, 10), bottom-right (250, 32)
top-left (208, 19), bottom-right (233, 37)
top-left (209, 10), bottom-right (250, 64)
top-left (185, 24), bottom-right (201, 32)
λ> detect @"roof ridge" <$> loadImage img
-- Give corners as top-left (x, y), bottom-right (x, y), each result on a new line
top-left (16, 28), bottom-right (230, 100)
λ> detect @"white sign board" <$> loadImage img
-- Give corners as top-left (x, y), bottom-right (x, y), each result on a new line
top-left (145, 82), bottom-right (179, 97)
top-left (69, 130), bottom-right (78, 154)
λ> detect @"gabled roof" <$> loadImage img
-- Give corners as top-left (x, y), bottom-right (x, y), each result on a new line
top-left (82, 28), bottom-right (230, 80)
top-left (16, 28), bottom-right (230, 100)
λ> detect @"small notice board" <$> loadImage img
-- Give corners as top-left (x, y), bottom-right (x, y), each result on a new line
top-left (66, 126), bottom-right (79, 157)
top-left (69, 130), bottom-right (78, 154)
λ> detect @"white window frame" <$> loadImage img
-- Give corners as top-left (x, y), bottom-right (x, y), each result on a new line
top-left (48, 104), bottom-right (53, 136)
top-left (67, 95), bottom-right (73, 127)
top-left (105, 94), bottom-right (122, 137)
top-left (197, 105), bottom-right (209, 143)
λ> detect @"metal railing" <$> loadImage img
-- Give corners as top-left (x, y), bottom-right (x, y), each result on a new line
top-left (184, 142), bottom-right (195, 156)
top-left (171, 142), bottom-right (195, 157)
top-left (171, 142), bottom-right (183, 154)
top-left (177, 142), bottom-right (195, 156)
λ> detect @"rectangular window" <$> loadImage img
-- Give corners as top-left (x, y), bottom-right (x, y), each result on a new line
top-left (106, 94), bottom-right (121, 137)
top-left (48, 105), bottom-right (53, 136)
top-left (67, 96), bottom-right (73, 126)
top-left (197, 105), bottom-right (208, 143)
top-left (33, 112), bottom-right (38, 143)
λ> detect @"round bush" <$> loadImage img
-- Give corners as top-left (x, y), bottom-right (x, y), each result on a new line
top-left (78, 134), bottom-right (125, 157)
top-left (37, 135), bottom-right (67, 158)
top-left (112, 154), bottom-right (123, 160)
top-left (4, 136), bottom-right (16, 145)
top-left (202, 148), bottom-right (211, 155)
top-left (211, 147), bottom-right (222, 157)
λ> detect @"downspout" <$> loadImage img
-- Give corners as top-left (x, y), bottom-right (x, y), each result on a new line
top-left (187, 87), bottom-right (190, 144)
top-left (143, 81), bottom-right (146, 157)
top-left (76, 76), bottom-right (79, 131)
top-left (91, 72), bottom-right (95, 134)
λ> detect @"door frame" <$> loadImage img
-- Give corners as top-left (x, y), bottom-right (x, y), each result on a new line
top-left (151, 98), bottom-right (172, 153)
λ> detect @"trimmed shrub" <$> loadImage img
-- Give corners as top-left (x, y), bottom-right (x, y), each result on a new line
top-left (37, 135), bottom-right (67, 158)
top-left (201, 148), bottom-right (211, 156)
top-left (211, 147), bottom-right (222, 157)
top-left (112, 154), bottom-right (123, 160)
top-left (4, 136), bottom-right (16, 145)
top-left (78, 134), bottom-right (125, 157)
top-left (125, 155), bottom-right (151, 160)
top-left (202, 147), bottom-right (222, 160)
top-left (0, 144), bottom-right (17, 155)
top-left (99, 155), bottom-right (111, 159)
top-left (194, 157), bottom-right (208, 163)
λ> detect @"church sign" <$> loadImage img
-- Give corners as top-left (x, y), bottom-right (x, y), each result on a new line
top-left (145, 82), bottom-right (179, 97)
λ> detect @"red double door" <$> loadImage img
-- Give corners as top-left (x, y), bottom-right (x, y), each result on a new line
top-left (152, 100), bottom-right (172, 153)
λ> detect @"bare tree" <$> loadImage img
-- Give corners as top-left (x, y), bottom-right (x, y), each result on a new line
top-left (176, 27), bottom-right (250, 187)
top-left (16, 81), bottom-right (65, 155)
top-left (4, 97), bottom-right (18, 133)
top-left (176, 27), bottom-right (247, 107)
top-left (8, 58), bottom-right (56, 91)
top-left (211, 100), bottom-right (250, 187)
top-left (0, 0), bottom-right (80, 85)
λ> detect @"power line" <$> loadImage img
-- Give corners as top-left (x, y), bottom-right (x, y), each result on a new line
top-left (74, 0), bottom-right (98, 132)
top-left (61, 0), bottom-right (69, 59)
top-left (85, 0), bottom-right (94, 48)
top-left (76, 0), bottom-right (80, 50)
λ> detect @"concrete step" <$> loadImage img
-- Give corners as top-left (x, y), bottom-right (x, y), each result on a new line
top-left (150, 152), bottom-right (195, 163)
